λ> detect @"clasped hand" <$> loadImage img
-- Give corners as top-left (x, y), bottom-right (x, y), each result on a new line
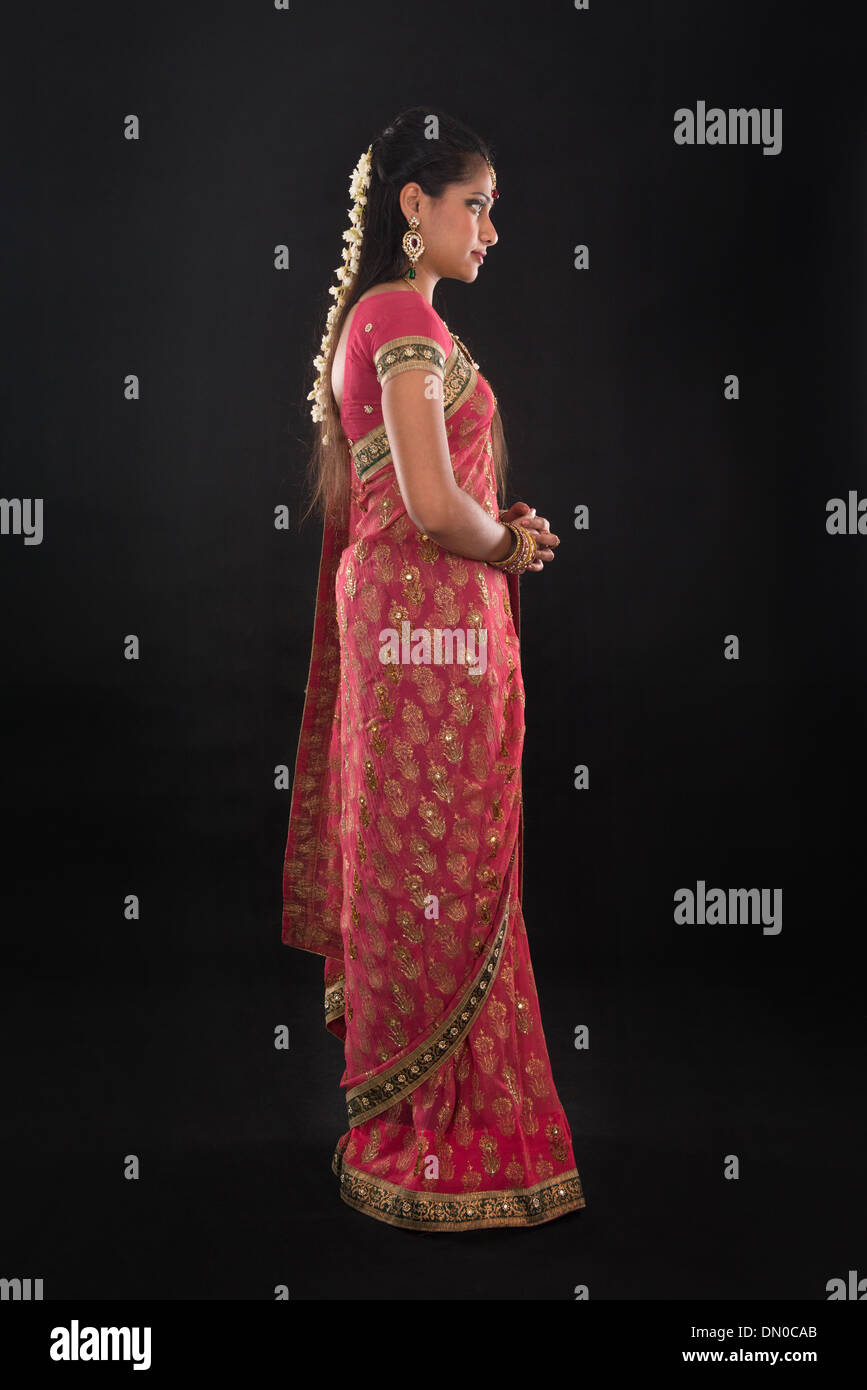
top-left (498, 502), bottom-right (559, 572)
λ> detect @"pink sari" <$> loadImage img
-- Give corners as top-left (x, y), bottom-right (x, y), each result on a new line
top-left (282, 289), bottom-right (586, 1231)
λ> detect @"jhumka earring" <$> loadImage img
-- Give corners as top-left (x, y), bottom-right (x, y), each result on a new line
top-left (402, 215), bottom-right (425, 278)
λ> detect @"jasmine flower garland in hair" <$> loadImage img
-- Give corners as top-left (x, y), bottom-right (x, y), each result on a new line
top-left (308, 144), bottom-right (373, 439)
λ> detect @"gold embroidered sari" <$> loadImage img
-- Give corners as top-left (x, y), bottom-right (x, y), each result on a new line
top-left (282, 289), bottom-right (586, 1230)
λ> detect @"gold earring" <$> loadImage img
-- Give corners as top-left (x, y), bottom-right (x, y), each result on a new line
top-left (401, 215), bottom-right (425, 278)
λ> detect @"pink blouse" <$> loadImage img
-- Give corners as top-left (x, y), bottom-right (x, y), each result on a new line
top-left (339, 290), bottom-right (454, 461)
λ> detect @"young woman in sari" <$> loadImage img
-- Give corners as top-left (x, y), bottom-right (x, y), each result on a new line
top-left (282, 108), bottom-right (586, 1231)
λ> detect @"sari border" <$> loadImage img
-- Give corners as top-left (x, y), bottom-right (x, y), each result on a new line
top-left (507, 569), bottom-right (524, 908)
top-left (331, 1149), bottom-right (586, 1232)
top-left (281, 513), bottom-right (344, 957)
top-left (441, 341), bottom-right (476, 415)
top-left (345, 896), bottom-right (511, 1127)
top-left (325, 974), bottom-right (345, 1025)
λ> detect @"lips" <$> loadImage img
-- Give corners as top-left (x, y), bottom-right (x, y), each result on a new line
top-left (472, 251), bottom-right (485, 262)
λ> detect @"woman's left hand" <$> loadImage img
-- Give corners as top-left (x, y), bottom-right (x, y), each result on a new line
top-left (498, 501), bottom-right (559, 572)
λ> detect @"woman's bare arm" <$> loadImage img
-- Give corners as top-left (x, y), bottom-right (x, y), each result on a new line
top-left (380, 369), bottom-right (514, 562)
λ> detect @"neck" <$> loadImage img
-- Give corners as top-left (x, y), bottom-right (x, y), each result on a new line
top-left (403, 263), bottom-right (438, 304)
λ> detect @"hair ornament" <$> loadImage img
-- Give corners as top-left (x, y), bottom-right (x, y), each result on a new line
top-left (308, 144), bottom-right (373, 432)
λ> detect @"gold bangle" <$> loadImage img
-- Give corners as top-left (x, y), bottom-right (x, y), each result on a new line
top-left (489, 521), bottom-right (538, 574)
top-left (490, 522), bottom-right (519, 567)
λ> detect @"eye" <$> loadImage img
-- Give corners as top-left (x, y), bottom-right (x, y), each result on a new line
top-left (469, 199), bottom-right (485, 213)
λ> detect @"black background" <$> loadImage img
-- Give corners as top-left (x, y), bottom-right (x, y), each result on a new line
top-left (2, 0), bottom-right (865, 1300)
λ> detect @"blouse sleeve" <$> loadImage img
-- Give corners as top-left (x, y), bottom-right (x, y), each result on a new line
top-left (361, 294), bottom-right (452, 389)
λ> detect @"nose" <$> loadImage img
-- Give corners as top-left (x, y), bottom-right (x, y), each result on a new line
top-left (482, 212), bottom-right (498, 248)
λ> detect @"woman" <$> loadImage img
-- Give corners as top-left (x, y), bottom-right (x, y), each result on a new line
top-left (282, 108), bottom-right (586, 1231)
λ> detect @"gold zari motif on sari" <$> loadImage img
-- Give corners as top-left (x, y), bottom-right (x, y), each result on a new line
top-left (345, 901), bottom-right (510, 1126)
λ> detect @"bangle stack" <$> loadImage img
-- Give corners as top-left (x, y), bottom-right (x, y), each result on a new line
top-left (488, 521), bottom-right (538, 574)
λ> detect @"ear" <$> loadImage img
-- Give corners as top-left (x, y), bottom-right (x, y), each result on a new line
top-left (399, 181), bottom-right (423, 221)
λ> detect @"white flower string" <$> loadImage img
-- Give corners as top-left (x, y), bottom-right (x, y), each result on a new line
top-left (308, 144), bottom-right (373, 441)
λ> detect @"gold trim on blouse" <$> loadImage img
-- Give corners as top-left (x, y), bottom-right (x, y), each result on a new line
top-left (350, 341), bottom-right (478, 485)
top-left (345, 896), bottom-right (510, 1126)
top-left (373, 334), bottom-right (447, 386)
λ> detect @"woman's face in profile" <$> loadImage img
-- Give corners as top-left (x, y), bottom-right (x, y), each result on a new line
top-left (405, 162), bottom-right (498, 283)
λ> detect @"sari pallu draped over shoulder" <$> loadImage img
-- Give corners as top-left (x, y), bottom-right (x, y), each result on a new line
top-left (282, 290), bottom-right (586, 1231)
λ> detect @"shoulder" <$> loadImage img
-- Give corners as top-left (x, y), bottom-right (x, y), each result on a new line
top-left (356, 289), bottom-right (451, 385)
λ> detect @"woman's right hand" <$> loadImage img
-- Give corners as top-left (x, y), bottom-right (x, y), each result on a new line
top-left (499, 502), bottom-right (559, 571)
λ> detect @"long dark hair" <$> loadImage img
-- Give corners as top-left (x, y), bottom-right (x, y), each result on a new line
top-left (302, 107), bottom-right (509, 526)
